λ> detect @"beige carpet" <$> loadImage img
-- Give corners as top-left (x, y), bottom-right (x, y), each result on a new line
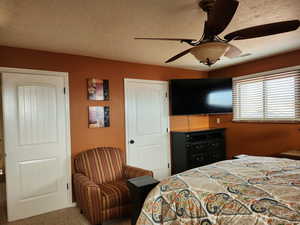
top-left (2, 207), bottom-right (130, 225)
top-left (0, 181), bottom-right (130, 225)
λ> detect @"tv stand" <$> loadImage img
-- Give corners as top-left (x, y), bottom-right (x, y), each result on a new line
top-left (171, 128), bottom-right (226, 174)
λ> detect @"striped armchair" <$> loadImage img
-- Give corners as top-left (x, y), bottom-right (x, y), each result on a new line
top-left (73, 147), bottom-right (153, 225)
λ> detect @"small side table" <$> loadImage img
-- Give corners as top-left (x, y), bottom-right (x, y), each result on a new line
top-left (127, 176), bottom-right (159, 225)
top-left (278, 150), bottom-right (300, 160)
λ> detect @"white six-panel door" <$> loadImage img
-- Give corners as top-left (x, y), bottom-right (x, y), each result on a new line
top-left (2, 71), bottom-right (71, 221)
top-left (125, 79), bottom-right (170, 180)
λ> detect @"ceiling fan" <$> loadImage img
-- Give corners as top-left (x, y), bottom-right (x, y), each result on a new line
top-left (135, 0), bottom-right (300, 66)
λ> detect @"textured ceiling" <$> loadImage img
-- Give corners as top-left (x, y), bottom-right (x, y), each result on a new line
top-left (0, 0), bottom-right (300, 71)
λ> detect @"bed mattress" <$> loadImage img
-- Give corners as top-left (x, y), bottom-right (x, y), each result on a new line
top-left (137, 156), bottom-right (300, 225)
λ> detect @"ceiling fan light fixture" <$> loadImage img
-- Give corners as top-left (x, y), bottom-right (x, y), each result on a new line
top-left (190, 42), bottom-right (229, 66)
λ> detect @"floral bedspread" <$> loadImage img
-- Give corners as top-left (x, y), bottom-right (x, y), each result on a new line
top-left (137, 156), bottom-right (300, 225)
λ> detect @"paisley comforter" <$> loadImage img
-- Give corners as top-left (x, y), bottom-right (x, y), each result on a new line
top-left (136, 156), bottom-right (300, 225)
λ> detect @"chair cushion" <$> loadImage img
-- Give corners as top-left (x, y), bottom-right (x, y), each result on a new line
top-left (99, 180), bottom-right (130, 209)
top-left (74, 147), bottom-right (124, 184)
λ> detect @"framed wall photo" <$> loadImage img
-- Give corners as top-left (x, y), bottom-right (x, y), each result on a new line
top-left (88, 106), bottom-right (110, 128)
top-left (87, 79), bottom-right (109, 100)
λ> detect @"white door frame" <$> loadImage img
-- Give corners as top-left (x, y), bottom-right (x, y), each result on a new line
top-left (0, 67), bottom-right (73, 207)
top-left (124, 78), bottom-right (171, 176)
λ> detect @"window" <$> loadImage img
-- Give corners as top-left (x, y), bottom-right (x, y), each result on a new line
top-left (233, 68), bottom-right (300, 122)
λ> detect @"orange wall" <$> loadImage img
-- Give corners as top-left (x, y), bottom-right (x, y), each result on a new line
top-left (0, 46), bottom-right (208, 159)
top-left (2, 45), bottom-right (299, 161)
top-left (209, 50), bottom-right (300, 159)
top-left (170, 115), bottom-right (209, 131)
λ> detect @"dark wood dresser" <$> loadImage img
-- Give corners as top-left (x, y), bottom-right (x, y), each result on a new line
top-left (171, 128), bottom-right (226, 174)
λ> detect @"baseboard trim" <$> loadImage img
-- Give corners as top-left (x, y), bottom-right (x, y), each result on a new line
top-left (70, 202), bottom-right (77, 207)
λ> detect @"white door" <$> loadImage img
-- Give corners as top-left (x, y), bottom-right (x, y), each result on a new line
top-left (125, 79), bottom-right (170, 180)
top-left (2, 72), bottom-right (70, 221)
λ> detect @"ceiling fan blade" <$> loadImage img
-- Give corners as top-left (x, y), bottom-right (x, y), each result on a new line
top-left (224, 20), bottom-right (300, 41)
top-left (224, 44), bottom-right (242, 58)
top-left (205, 0), bottom-right (239, 36)
top-left (135, 37), bottom-right (197, 42)
top-left (165, 48), bottom-right (194, 63)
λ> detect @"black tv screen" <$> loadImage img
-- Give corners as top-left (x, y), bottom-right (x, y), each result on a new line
top-left (170, 78), bottom-right (232, 115)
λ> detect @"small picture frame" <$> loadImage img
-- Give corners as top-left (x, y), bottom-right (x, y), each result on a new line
top-left (88, 106), bottom-right (110, 128)
top-left (87, 79), bottom-right (109, 100)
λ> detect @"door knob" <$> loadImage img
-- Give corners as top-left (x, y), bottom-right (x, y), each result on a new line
top-left (129, 140), bottom-right (135, 144)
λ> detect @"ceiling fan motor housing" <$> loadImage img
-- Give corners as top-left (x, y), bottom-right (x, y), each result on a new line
top-left (199, 0), bottom-right (216, 13)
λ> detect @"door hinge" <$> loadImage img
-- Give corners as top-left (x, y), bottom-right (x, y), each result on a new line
top-left (165, 92), bottom-right (168, 98)
top-left (67, 183), bottom-right (69, 190)
top-left (63, 87), bottom-right (66, 94)
top-left (168, 163), bottom-right (170, 168)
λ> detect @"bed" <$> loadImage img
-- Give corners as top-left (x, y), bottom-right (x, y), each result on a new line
top-left (136, 156), bottom-right (300, 225)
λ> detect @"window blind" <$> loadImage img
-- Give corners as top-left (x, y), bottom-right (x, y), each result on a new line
top-left (233, 69), bottom-right (300, 122)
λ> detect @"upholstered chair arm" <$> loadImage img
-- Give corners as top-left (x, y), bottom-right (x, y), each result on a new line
top-left (123, 165), bottom-right (153, 179)
top-left (73, 173), bottom-right (102, 225)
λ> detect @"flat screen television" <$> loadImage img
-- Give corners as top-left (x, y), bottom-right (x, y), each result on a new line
top-left (170, 78), bottom-right (232, 115)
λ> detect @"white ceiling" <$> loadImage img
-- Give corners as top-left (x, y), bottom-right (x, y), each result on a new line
top-left (0, 0), bottom-right (300, 71)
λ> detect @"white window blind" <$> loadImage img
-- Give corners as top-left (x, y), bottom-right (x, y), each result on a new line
top-left (233, 69), bottom-right (300, 122)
